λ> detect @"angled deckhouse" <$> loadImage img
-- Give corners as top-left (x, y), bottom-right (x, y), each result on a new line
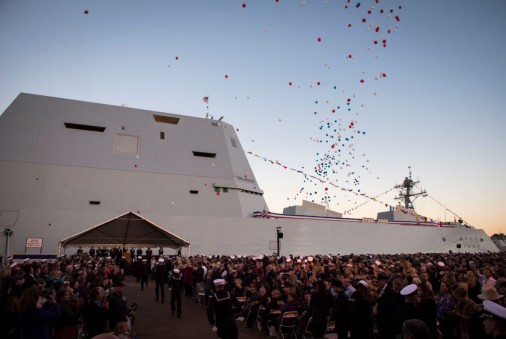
top-left (0, 93), bottom-right (499, 256)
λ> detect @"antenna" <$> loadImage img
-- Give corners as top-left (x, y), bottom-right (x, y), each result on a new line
top-left (218, 116), bottom-right (224, 121)
top-left (394, 166), bottom-right (427, 211)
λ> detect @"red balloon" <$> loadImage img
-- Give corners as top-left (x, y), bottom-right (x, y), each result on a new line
top-left (84, 10), bottom-right (89, 14)
top-left (242, 3), bottom-right (246, 8)
top-left (317, 37), bottom-right (322, 42)
top-left (289, 81), bottom-right (292, 86)
top-left (360, 79), bottom-right (364, 83)
top-left (395, 16), bottom-right (400, 21)
top-left (362, 18), bottom-right (366, 23)
top-left (225, 74), bottom-right (229, 78)
top-left (317, 81), bottom-right (321, 86)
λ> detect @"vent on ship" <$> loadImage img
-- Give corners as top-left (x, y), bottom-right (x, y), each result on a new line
top-left (64, 123), bottom-right (106, 132)
top-left (193, 151), bottom-right (216, 158)
top-left (189, 190), bottom-right (199, 194)
top-left (89, 201), bottom-right (101, 205)
top-left (153, 114), bottom-right (180, 125)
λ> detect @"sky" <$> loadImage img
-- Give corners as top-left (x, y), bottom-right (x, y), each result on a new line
top-left (1, 0), bottom-right (505, 236)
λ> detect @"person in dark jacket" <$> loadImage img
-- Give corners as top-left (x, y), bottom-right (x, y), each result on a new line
top-left (207, 278), bottom-right (239, 339)
top-left (309, 280), bottom-right (333, 338)
top-left (139, 259), bottom-right (150, 291)
top-left (82, 287), bottom-right (109, 338)
top-left (0, 295), bottom-right (21, 339)
top-left (394, 284), bottom-right (424, 337)
top-left (108, 282), bottom-right (128, 331)
top-left (170, 268), bottom-right (183, 318)
top-left (53, 287), bottom-right (79, 339)
top-left (330, 279), bottom-right (350, 339)
top-left (374, 272), bottom-right (397, 339)
top-left (349, 280), bottom-right (374, 339)
top-left (154, 258), bottom-right (167, 303)
top-left (19, 286), bottom-right (61, 339)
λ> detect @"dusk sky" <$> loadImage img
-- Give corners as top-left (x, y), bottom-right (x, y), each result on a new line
top-left (1, 0), bottom-right (505, 236)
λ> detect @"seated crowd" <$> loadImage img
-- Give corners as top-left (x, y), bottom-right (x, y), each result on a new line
top-left (1, 248), bottom-right (506, 338)
top-left (187, 251), bottom-right (506, 338)
top-left (0, 250), bottom-right (133, 339)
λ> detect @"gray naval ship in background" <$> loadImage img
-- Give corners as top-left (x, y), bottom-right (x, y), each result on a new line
top-left (0, 93), bottom-right (500, 258)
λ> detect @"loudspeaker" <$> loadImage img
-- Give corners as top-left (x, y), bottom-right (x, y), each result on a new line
top-left (278, 232), bottom-right (283, 239)
top-left (456, 244), bottom-right (461, 249)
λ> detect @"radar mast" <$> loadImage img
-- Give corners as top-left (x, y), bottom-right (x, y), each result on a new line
top-left (395, 166), bottom-right (427, 210)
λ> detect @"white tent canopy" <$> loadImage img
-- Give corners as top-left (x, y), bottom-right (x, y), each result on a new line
top-left (59, 211), bottom-right (190, 251)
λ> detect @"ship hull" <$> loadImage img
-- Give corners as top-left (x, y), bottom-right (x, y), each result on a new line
top-left (0, 93), bottom-right (498, 256)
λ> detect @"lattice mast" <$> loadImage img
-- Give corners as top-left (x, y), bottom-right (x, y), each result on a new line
top-left (395, 166), bottom-right (427, 210)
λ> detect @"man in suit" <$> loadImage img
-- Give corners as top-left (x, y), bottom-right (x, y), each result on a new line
top-left (374, 272), bottom-right (397, 339)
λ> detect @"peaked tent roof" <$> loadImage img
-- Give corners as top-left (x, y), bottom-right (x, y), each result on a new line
top-left (59, 212), bottom-right (190, 249)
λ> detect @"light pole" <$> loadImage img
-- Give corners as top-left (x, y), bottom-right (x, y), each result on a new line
top-left (3, 228), bottom-right (13, 264)
top-left (276, 227), bottom-right (283, 256)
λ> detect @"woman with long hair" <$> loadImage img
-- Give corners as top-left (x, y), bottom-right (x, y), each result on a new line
top-left (53, 288), bottom-right (79, 339)
top-left (0, 295), bottom-right (21, 339)
top-left (19, 286), bottom-right (60, 339)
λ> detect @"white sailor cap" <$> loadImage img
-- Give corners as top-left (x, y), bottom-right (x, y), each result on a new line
top-left (308, 256), bottom-right (314, 262)
top-left (158, 258), bottom-right (165, 263)
top-left (23, 258), bottom-right (30, 262)
top-left (173, 269), bottom-right (180, 274)
top-left (358, 280), bottom-right (369, 289)
top-left (137, 256), bottom-right (142, 259)
top-left (9, 262), bottom-right (17, 268)
top-left (437, 261), bottom-right (445, 267)
top-left (482, 300), bottom-right (506, 321)
top-left (142, 259), bottom-right (147, 262)
top-left (375, 260), bottom-right (381, 266)
top-left (286, 258), bottom-right (292, 263)
top-left (213, 278), bottom-right (225, 286)
top-left (106, 256), bottom-right (111, 260)
top-left (401, 284), bottom-right (418, 296)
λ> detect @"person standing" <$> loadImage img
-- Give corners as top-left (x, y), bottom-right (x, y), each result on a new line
top-left (155, 258), bottom-right (167, 303)
top-left (482, 300), bottom-right (506, 338)
top-left (82, 287), bottom-right (109, 338)
top-left (108, 281), bottom-right (128, 331)
top-left (374, 272), bottom-right (397, 339)
top-left (19, 286), bottom-right (61, 339)
top-left (139, 259), bottom-right (150, 291)
top-left (170, 269), bottom-right (183, 318)
top-left (207, 278), bottom-right (239, 339)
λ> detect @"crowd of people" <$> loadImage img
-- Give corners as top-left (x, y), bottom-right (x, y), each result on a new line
top-left (1, 247), bottom-right (506, 338)
top-left (0, 250), bottom-right (133, 339)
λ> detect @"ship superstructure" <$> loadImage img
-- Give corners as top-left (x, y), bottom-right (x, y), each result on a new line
top-left (0, 93), bottom-right (499, 256)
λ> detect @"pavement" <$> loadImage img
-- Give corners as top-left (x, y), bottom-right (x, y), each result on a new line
top-left (122, 276), bottom-right (266, 339)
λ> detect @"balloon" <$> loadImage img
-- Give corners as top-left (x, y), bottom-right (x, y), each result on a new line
top-left (242, 3), bottom-right (246, 8)
top-left (84, 10), bottom-right (89, 14)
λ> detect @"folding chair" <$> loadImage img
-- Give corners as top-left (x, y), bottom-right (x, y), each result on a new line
top-left (196, 286), bottom-right (206, 305)
top-left (323, 320), bottom-right (337, 339)
top-left (277, 311), bottom-right (298, 339)
top-left (302, 316), bottom-right (313, 339)
top-left (255, 305), bottom-right (266, 332)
